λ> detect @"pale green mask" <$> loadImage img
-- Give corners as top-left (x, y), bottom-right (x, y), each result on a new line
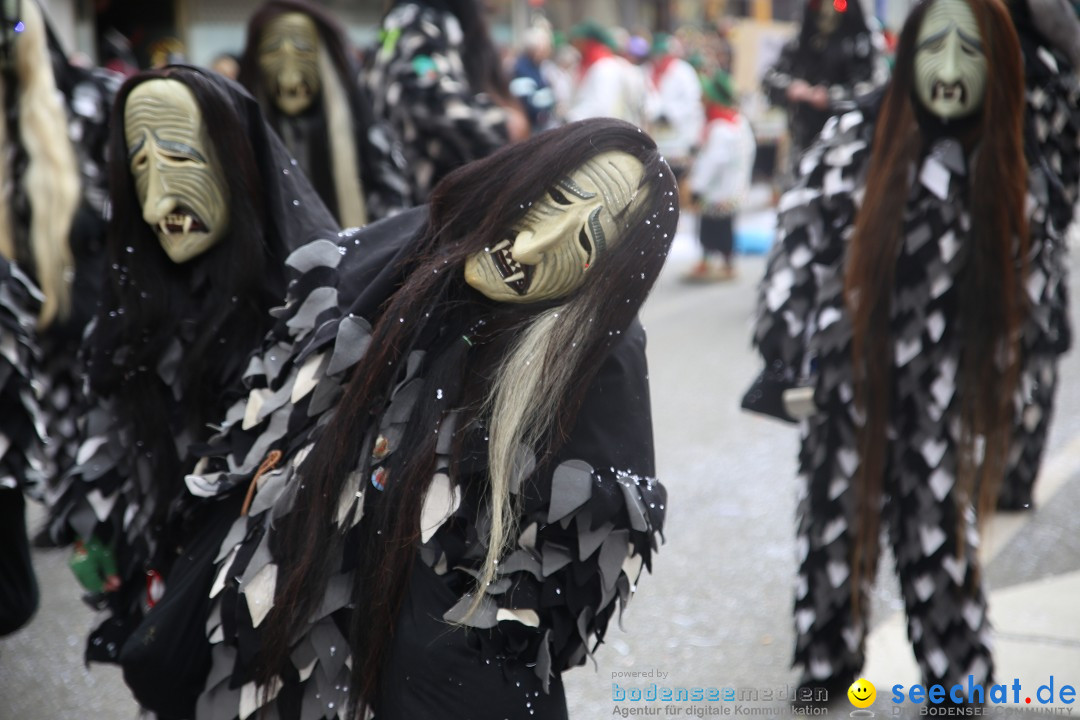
top-left (125, 79), bottom-right (230, 264)
top-left (914, 0), bottom-right (987, 120)
top-left (259, 12), bottom-right (321, 116)
top-left (464, 151), bottom-right (646, 304)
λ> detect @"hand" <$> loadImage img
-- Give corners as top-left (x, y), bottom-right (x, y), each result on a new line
top-left (807, 85), bottom-right (829, 110)
top-left (786, 79), bottom-right (811, 103)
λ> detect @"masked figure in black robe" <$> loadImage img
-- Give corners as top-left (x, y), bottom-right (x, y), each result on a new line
top-left (753, 0), bottom-right (1048, 699)
top-left (51, 66), bottom-right (339, 669)
top-left (239, 0), bottom-right (411, 226)
top-left (174, 118), bottom-right (675, 720)
top-left (762, 0), bottom-right (889, 185)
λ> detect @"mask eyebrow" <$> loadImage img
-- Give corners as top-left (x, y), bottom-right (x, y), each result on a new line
top-left (916, 26), bottom-right (950, 50)
top-left (155, 135), bottom-right (207, 162)
top-left (956, 29), bottom-right (983, 52)
top-left (127, 135), bottom-right (146, 161)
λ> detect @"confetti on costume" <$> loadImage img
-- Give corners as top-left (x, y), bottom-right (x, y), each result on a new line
top-left (186, 119), bottom-right (674, 719)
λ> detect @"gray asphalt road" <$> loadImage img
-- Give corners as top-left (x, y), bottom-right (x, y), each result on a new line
top-left (2, 217), bottom-right (1077, 719)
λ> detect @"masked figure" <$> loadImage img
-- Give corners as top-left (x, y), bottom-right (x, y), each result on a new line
top-left (995, 0), bottom-right (1080, 509)
top-left (365, 0), bottom-right (522, 204)
top-left (0, 0), bottom-right (118, 535)
top-left (48, 66), bottom-right (338, 670)
top-left (0, 258), bottom-right (44, 636)
top-left (752, 0), bottom-right (1040, 698)
top-left (162, 119), bottom-right (675, 720)
top-left (762, 0), bottom-right (890, 187)
top-left (239, 0), bottom-right (410, 227)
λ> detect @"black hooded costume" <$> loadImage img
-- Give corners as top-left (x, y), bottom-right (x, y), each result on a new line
top-left (46, 66), bottom-right (340, 667)
top-left (761, 0), bottom-right (889, 176)
top-left (179, 208), bottom-right (666, 717)
top-left (239, 0), bottom-right (411, 226)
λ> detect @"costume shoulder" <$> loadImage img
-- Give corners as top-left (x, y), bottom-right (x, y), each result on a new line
top-left (187, 207), bottom-right (429, 498)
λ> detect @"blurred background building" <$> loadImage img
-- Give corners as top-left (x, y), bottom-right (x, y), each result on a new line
top-left (39, 0), bottom-right (918, 68)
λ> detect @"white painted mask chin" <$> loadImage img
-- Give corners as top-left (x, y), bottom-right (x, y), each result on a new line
top-left (125, 78), bottom-right (230, 264)
top-left (913, 0), bottom-right (988, 121)
top-left (259, 12), bottom-right (321, 116)
top-left (464, 151), bottom-right (647, 304)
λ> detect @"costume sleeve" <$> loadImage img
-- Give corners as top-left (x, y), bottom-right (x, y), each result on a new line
top-left (0, 261), bottom-right (44, 492)
top-left (438, 321), bottom-right (665, 692)
top-left (752, 111), bottom-right (870, 383)
top-left (761, 39), bottom-right (800, 109)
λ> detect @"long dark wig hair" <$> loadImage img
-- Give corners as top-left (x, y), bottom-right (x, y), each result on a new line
top-left (86, 66), bottom-right (286, 528)
top-left (257, 118), bottom-right (677, 716)
top-left (843, 0), bottom-right (1026, 607)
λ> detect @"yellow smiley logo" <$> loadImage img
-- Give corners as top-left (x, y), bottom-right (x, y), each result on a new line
top-left (848, 678), bottom-right (876, 708)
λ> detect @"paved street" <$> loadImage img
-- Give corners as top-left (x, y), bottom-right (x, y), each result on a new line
top-left (2, 211), bottom-right (1079, 719)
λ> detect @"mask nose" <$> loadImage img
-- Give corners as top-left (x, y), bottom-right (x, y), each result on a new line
top-left (511, 208), bottom-right (586, 265)
top-left (141, 161), bottom-right (176, 227)
top-left (938, 31), bottom-right (962, 84)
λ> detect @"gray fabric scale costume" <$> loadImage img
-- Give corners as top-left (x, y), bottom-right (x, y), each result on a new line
top-left (185, 208), bottom-right (666, 719)
top-left (752, 12), bottom-right (1078, 696)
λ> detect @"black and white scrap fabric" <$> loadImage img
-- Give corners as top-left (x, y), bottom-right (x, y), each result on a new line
top-left (751, 102), bottom-right (1070, 690)
top-left (0, 257), bottom-right (45, 492)
top-left (999, 28), bottom-right (1080, 509)
top-left (186, 209), bottom-right (665, 719)
top-left (364, 2), bottom-right (509, 204)
top-left (23, 35), bottom-right (121, 508)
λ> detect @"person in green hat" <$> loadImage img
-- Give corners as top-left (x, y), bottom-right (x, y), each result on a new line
top-left (566, 20), bottom-right (647, 126)
top-left (685, 69), bottom-right (755, 281)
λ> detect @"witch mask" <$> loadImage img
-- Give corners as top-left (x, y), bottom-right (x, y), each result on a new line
top-left (914, 0), bottom-right (987, 120)
top-left (465, 151), bottom-right (646, 304)
top-left (258, 12), bottom-right (321, 116)
top-left (125, 79), bottom-right (230, 264)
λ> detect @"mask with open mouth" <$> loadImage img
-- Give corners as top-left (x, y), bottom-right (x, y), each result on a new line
top-left (125, 78), bottom-right (230, 263)
top-left (914, 0), bottom-right (987, 120)
top-left (259, 12), bottom-right (321, 116)
top-left (464, 151), bottom-right (647, 303)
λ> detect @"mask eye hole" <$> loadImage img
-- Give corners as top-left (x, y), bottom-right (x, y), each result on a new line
top-left (578, 227), bottom-right (592, 256)
top-left (548, 187), bottom-right (572, 206)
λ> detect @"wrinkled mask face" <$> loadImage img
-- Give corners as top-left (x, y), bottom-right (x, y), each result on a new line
top-left (464, 151), bottom-right (647, 304)
top-left (124, 79), bottom-right (229, 264)
top-left (816, 0), bottom-right (842, 35)
top-left (914, 0), bottom-right (987, 120)
top-left (259, 12), bottom-right (320, 116)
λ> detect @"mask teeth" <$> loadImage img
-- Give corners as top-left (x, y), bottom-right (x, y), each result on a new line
top-left (504, 270), bottom-right (525, 283)
top-left (491, 239), bottom-right (511, 253)
top-left (158, 219), bottom-right (170, 236)
top-left (183, 215), bottom-right (192, 235)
